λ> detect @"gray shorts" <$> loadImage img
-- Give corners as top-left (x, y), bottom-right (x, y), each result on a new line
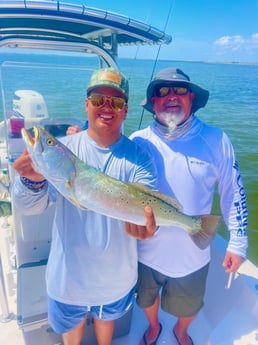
top-left (136, 262), bottom-right (209, 317)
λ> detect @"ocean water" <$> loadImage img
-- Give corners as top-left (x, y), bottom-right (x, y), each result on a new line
top-left (0, 53), bottom-right (257, 265)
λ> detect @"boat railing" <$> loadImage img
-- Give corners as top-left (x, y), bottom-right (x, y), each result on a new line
top-left (0, 253), bottom-right (11, 322)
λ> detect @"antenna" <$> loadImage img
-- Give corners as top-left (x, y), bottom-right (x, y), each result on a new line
top-left (138, 0), bottom-right (174, 129)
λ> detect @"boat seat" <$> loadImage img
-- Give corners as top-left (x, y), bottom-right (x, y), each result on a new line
top-left (12, 204), bottom-right (55, 267)
top-left (17, 261), bottom-right (133, 345)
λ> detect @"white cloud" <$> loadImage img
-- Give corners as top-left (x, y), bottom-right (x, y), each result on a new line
top-left (213, 33), bottom-right (258, 53)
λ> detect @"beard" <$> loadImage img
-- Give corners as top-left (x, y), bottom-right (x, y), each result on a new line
top-left (157, 110), bottom-right (185, 131)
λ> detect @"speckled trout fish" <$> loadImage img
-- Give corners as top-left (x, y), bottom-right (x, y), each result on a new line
top-left (21, 126), bottom-right (221, 249)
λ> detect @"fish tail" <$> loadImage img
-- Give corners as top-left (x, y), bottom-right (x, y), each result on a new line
top-left (190, 215), bottom-right (221, 249)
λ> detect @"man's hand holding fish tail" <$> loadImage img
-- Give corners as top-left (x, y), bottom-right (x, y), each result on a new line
top-left (125, 205), bottom-right (158, 240)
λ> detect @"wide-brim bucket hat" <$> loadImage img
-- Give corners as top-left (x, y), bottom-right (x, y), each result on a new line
top-left (142, 67), bottom-right (209, 114)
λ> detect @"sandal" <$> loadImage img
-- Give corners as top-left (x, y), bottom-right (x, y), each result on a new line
top-left (141, 323), bottom-right (162, 345)
top-left (173, 328), bottom-right (194, 345)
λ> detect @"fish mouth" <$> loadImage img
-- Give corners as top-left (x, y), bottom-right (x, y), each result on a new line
top-left (21, 126), bottom-right (39, 147)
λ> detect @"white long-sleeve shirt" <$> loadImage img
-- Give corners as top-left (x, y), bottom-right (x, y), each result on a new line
top-left (12, 131), bottom-right (157, 305)
top-left (130, 116), bottom-right (248, 277)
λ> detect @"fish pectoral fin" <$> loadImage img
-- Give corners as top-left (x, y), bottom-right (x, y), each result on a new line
top-left (66, 197), bottom-right (88, 210)
top-left (66, 180), bottom-right (74, 188)
top-left (64, 180), bottom-right (88, 210)
top-left (75, 203), bottom-right (88, 211)
top-left (76, 204), bottom-right (89, 211)
top-left (189, 215), bottom-right (221, 249)
top-left (129, 183), bottom-right (182, 210)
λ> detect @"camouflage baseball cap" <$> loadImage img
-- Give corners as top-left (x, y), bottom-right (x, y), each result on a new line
top-left (87, 67), bottom-right (129, 100)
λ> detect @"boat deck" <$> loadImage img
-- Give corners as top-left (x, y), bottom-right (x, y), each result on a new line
top-left (1, 221), bottom-right (258, 345)
top-left (1, 283), bottom-right (257, 345)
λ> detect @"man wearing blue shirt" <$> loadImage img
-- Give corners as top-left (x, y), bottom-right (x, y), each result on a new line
top-left (12, 67), bottom-right (158, 345)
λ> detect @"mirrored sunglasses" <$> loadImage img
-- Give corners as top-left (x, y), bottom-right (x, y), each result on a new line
top-left (153, 85), bottom-right (189, 97)
top-left (88, 94), bottom-right (126, 111)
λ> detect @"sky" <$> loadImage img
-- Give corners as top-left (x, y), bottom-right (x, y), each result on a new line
top-left (62, 0), bottom-right (258, 63)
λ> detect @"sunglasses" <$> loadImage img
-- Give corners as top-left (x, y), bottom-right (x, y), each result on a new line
top-left (153, 85), bottom-right (189, 97)
top-left (88, 94), bottom-right (126, 111)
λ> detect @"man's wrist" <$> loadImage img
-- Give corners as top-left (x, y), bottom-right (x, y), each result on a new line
top-left (20, 176), bottom-right (47, 191)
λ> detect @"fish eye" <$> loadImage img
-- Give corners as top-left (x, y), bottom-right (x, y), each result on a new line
top-left (46, 137), bottom-right (55, 146)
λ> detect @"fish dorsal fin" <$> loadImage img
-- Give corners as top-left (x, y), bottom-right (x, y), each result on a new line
top-left (129, 183), bottom-right (182, 211)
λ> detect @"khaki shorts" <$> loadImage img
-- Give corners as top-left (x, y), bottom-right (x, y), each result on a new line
top-left (136, 262), bottom-right (209, 317)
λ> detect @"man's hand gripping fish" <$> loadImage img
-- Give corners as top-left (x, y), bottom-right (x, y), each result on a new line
top-left (21, 126), bottom-right (221, 249)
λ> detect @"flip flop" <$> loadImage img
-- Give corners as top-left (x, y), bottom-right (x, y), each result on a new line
top-left (142, 323), bottom-right (162, 345)
top-left (173, 328), bottom-right (194, 345)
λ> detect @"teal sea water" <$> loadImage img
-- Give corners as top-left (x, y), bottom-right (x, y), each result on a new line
top-left (1, 54), bottom-right (257, 265)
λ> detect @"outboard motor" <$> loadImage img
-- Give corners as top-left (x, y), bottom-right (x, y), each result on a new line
top-left (10, 90), bottom-right (48, 138)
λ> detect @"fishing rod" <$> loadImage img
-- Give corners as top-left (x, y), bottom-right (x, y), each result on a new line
top-left (138, 0), bottom-right (174, 129)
